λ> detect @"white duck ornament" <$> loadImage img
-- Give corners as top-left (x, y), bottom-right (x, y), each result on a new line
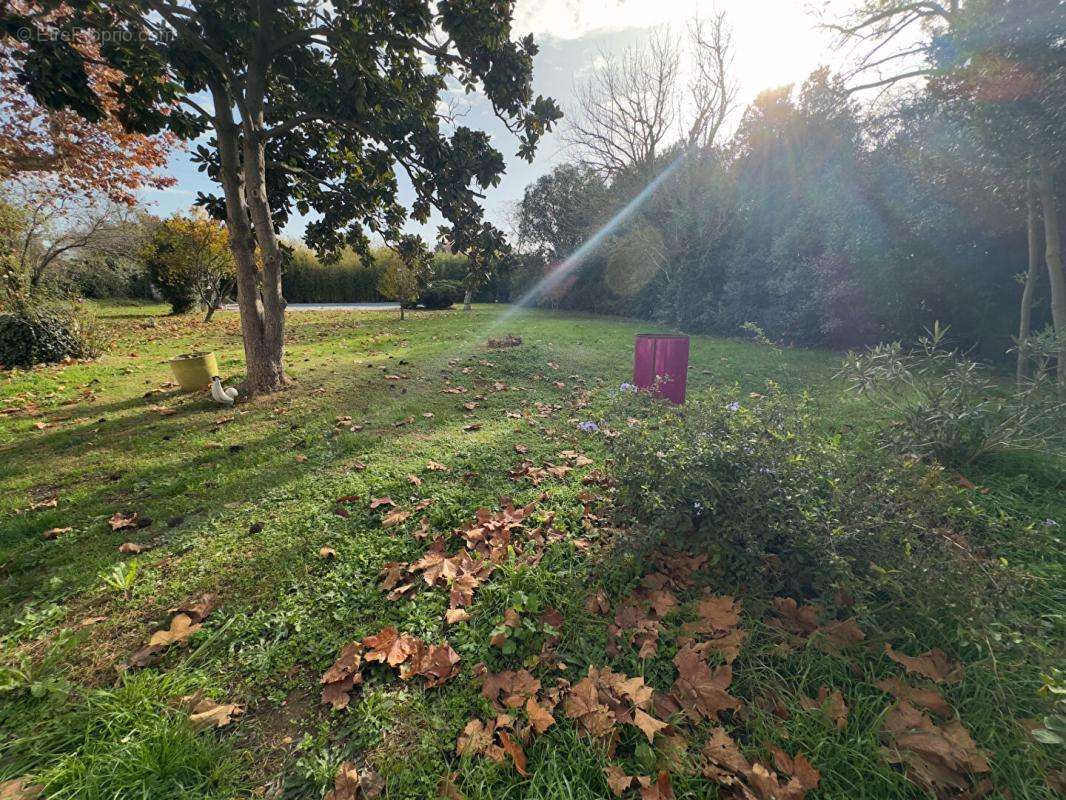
top-left (210, 376), bottom-right (239, 406)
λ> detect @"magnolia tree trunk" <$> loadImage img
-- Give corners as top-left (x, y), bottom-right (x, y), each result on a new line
top-left (1017, 179), bottom-right (1040, 383)
top-left (1037, 163), bottom-right (1066, 387)
top-left (209, 82), bottom-right (289, 396)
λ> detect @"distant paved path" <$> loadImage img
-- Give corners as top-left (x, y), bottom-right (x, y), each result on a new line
top-left (222, 302), bottom-right (399, 311)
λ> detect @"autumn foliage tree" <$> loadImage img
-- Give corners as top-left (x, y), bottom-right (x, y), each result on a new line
top-left (140, 212), bottom-right (235, 319)
top-left (378, 257), bottom-right (421, 321)
top-left (0, 2), bottom-right (174, 205)
top-left (1, 1), bottom-right (561, 395)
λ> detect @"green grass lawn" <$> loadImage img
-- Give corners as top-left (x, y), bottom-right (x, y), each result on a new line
top-left (0, 302), bottom-right (1062, 799)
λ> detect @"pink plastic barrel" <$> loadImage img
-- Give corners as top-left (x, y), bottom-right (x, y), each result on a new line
top-left (633, 334), bottom-right (690, 404)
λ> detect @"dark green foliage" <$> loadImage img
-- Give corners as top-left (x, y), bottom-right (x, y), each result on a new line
top-left (606, 387), bottom-right (843, 591)
top-left (0, 304), bottom-right (94, 368)
top-left (513, 67), bottom-right (1058, 358)
top-left (418, 280), bottom-right (463, 310)
top-left (64, 255), bottom-right (153, 301)
top-left (839, 324), bottom-right (1066, 466)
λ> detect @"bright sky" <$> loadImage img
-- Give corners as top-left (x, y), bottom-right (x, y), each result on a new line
top-left (513, 0), bottom-right (848, 104)
top-left (142, 1), bottom-right (852, 241)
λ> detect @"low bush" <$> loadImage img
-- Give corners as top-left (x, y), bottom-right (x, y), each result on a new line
top-left (418, 280), bottom-right (462, 310)
top-left (838, 323), bottom-right (1066, 467)
top-left (606, 386), bottom-right (841, 591)
top-left (0, 303), bottom-right (96, 368)
top-left (604, 384), bottom-right (1008, 634)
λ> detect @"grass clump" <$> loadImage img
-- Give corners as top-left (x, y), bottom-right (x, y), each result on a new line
top-left (1, 671), bottom-right (241, 799)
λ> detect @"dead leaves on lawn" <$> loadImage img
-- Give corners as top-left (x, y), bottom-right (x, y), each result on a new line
top-left (768, 597), bottom-right (865, 654)
top-left (701, 727), bottom-right (820, 800)
top-left (125, 593), bottom-right (218, 668)
top-left (180, 693), bottom-right (244, 730)
top-left (378, 501), bottom-right (553, 612)
top-left (667, 644), bottom-right (742, 723)
top-left (324, 761), bottom-right (383, 800)
top-left (876, 676), bottom-right (953, 718)
top-left (879, 700), bottom-right (990, 797)
top-left (320, 627), bottom-right (460, 709)
top-left (884, 644), bottom-right (964, 684)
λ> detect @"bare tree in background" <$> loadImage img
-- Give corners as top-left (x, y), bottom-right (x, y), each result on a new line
top-left (568, 13), bottom-right (736, 177)
top-left (685, 12), bottom-right (738, 152)
top-left (825, 1), bottom-right (959, 94)
top-left (1, 183), bottom-right (146, 298)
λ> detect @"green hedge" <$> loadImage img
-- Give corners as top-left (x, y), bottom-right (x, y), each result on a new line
top-left (282, 247), bottom-right (386, 303)
top-left (282, 246), bottom-right (480, 304)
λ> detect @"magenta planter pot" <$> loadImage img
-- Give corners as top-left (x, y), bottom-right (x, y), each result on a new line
top-left (633, 333), bottom-right (690, 405)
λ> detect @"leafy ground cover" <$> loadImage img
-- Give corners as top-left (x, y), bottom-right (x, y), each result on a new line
top-left (0, 303), bottom-right (1062, 799)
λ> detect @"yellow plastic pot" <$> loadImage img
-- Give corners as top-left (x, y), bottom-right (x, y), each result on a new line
top-left (169, 351), bottom-right (219, 392)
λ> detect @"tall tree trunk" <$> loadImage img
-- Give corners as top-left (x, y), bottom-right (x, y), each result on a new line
top-left (237, 35), bottom-right (290, 395)
top-left (209, 81), bottom-right (287, 396)
top-left (1017, 179), bottom-right (1041, 383)
top-left (463, 288), bottom-right (472, 311)
top-left (1036, 162), bottom-right (1066, 387)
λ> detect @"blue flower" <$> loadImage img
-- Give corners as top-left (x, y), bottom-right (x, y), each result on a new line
top-left (619, 382), bottom-right (636, 393)
top-left (726, 401), bottom-right (740, 412)
top-left (579, 421), bottom-right (599, 433)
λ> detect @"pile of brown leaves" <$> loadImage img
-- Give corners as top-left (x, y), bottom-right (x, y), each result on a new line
top-left (874, 645), bottom-right (991, 796)
top-left (702, 727), bottom-right (820, 800)
top-left (457, 668), bottom-right (569, 775)
top-left (320, 627), bottom-right (460, 709)
top-left (379, 502), bottom-right (555, 613)
top-left (323, 761), bottom-right (383, 800)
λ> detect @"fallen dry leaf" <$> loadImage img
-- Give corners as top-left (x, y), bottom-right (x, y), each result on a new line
top-left (604, 765), bottom-right (635, 797)
top-left (41, 526), bottom-right (73, 540)
top-left (381, 509), bottom-right (412, 527)
top-left (876, 677), bottom-right (953, 718)
top-left (320, 642), bottom-right (364, 710)
top-left (637, 771), bottom-right (674, 800)
top-left (586, 588), bottom-right (610, 615)
top-left (884, 645), bottom-right (964, 684)
top-left (187, 697), bottom-right (244, 730)
top-left (702, 727), bottom-right (820, 800)
top-left (670, 644), bottom-right (741, 722)
top-left (109, 511), bottom-right (140, 531)
top-left (634, 708), bottom-right (669, 743)
top-left (880, 700), bottom-right (989, 796)
top-left (118, 541), bottom-right (144, 554)
top-left (445, 608), bottom-right (471, 625)
top-left (437, 773), bottom-right (465, 800)
top-left (319, 546), bottom-right (338, 559)
top-left (0, 778), bottom-right (43, 799)
top-left (799, 685), bottom-right (848, 731)
top-left (497, 730), bottom-right (528, 776)
top-left (526, 696), bottom-right (556, 735)
top-left (323, 760), bottom-right (382, 800)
